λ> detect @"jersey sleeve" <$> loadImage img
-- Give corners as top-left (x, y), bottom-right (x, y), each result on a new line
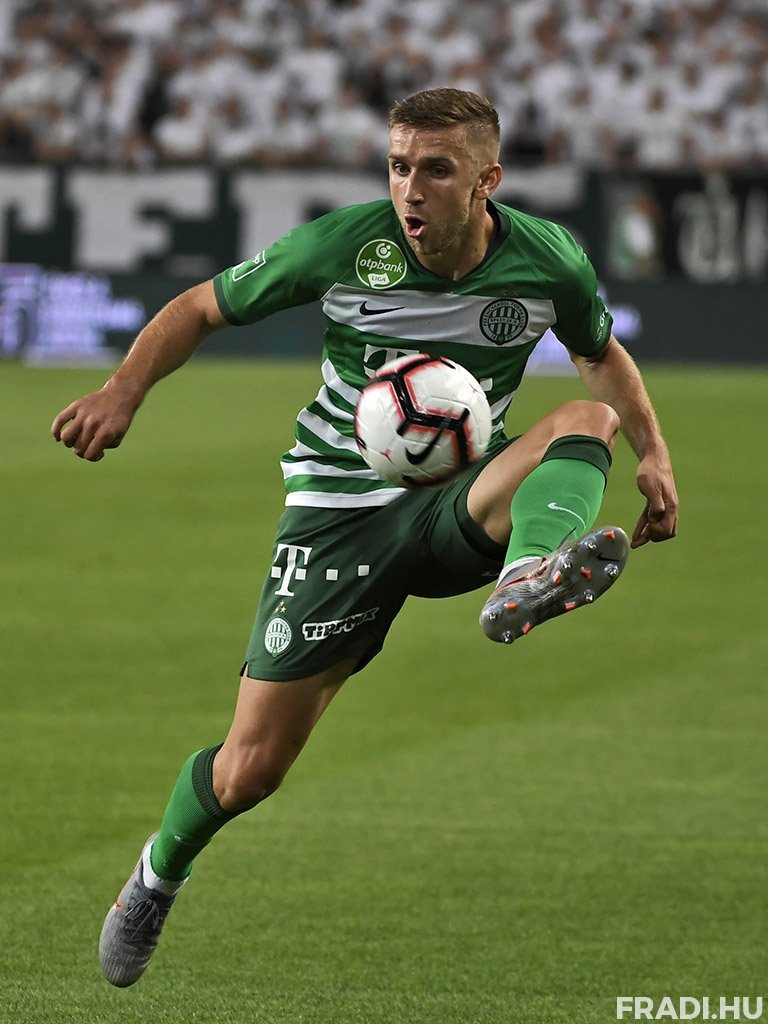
top-left (549, 229), bottom-right (613, 357)
top-left (213, 218), bottom-right (330, 326)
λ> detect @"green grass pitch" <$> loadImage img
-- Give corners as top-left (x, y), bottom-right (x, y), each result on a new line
top-left (2, 359), bottom-right (767, 1024)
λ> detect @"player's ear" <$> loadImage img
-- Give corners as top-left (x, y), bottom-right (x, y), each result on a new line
top-left (473, 162), bottom-right (502, 200)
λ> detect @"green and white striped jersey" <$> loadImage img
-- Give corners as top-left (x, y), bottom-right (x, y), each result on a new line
top-left (213, 199), bottom-right (612, 509)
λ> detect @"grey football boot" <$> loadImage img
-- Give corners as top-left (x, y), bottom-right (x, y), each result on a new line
top-left (99, 833), bottom-right (183, 987)
top-left (480, 526), bottom-right (630, 644)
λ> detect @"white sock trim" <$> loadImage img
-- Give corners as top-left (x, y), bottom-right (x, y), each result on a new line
top-left (142, 842), bottom-right (187, 896)
top-left (496, 555), bottom-right (541, 588)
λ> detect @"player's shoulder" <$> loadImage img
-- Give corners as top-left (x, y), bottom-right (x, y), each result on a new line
top-left (277, 199), bottom-right (406, 290)
top-left (298, 199), bottom-right (398, 246)
top-left (497, 202), bottom-right (582, 260)
top-left (495, 201), bottom-right (595, 290)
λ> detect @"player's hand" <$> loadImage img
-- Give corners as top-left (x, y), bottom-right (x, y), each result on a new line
top-left (51, 386), bottom-right (139, 462)
top-left (632, 451), bottom-right (678, 548)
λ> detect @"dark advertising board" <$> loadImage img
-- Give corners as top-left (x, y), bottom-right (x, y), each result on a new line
top-left (1, 167), bottom-right (766, 364)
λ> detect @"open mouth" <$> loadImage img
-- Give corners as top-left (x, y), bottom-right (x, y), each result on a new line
top-left (404, 215), bottom-right (426, 239)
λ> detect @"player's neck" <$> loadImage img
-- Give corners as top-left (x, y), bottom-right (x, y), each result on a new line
top-left (418, 207), bottom-right (498, 281)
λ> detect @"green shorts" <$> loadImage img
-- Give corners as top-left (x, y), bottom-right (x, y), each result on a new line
top-left (242, 443), bottom-right (512, 681)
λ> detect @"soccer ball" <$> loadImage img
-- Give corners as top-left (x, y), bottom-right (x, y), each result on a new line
top-left (354, 354), bottom-right (492, 487)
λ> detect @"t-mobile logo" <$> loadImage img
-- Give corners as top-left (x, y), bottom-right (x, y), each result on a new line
top-left (271, 544), bottom-right (312, 597)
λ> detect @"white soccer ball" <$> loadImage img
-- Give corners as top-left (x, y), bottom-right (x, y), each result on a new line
top-left (354, 354), bottom-right (492, 487)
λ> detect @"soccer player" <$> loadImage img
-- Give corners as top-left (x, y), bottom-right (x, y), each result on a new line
top-left (51, 88), bottom-right (677, 987)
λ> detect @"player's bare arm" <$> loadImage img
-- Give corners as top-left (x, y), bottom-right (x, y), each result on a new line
top-left (51, 280), bottom-right (226, 462)
top-left (571, 334), bottom-right (678, 548)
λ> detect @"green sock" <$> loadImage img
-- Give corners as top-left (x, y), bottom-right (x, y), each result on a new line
top-left (149, 744), bottom-right (236, 883)
top-left (503, 435), bottom-right (612, 570)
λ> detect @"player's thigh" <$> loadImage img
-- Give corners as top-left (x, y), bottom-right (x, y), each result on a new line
top-left (409, 445), bottom-right (511, 598)
top-left (467, 401), bottom-right (618, 544)
top-left (224, 658), bottom-right (356, 750)
top-left (214, 657), bottom-right (357, 806)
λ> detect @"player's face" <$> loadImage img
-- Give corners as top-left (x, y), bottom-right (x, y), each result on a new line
top-left (388, 124), bottom-right (498, 266)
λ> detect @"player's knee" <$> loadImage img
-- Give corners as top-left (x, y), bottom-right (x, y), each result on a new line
top-left (214, 752), bottom-right (287, 813)
top-left (590, 401), bottom-right (620, 445)
top-left (556, 400), bottom-right (619, 447)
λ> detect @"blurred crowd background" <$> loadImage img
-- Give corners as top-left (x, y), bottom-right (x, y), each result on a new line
top-left (1, 0), bottom-right (767, 172)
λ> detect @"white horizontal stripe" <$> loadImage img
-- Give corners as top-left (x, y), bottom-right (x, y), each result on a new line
top-left (314, 385), bottom-right (355, 423)
top-left (285, 488), bottom-right (405, 509)
top-left (296, 409), bottom-right (358, 452)
top-left (322, 284), bottom-right (556, 349)
top-left (285, 439), bottom-right (318, 459)
top-left (321, 358), bottom-right (362, 407)
top-left (489, 392), bottom-right (514, 419)
top-left (280, 458), bottom-right (379, 480)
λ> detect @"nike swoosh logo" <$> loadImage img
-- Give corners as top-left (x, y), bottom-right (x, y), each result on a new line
top-left (404, 427), bottom-right (445, 465)
top-left (359, 302), bottom-right (405, 316)
top-left (547, 501), bottom-right (586, 530)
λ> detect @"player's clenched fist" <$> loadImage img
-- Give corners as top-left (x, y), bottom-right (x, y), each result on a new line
top-left (51, 386), bottom-right (138, 462)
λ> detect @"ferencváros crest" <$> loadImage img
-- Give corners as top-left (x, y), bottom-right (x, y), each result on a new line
top-left (479, 298), bottom-right (529, 344)
top-left (264, 617), bottom-right (292, 656)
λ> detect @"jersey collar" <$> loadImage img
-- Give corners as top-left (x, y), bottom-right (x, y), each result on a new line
top-left (396, 199), bottom-right (510, 284)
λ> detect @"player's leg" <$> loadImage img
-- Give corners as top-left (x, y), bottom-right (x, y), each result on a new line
top-left (467, 399), bottom-right (619, 546)
top-left (467, 400), bottom-right (629, 641)
top-left (99, 496), bottom-right (419, 987)
top-left (212, 660), bottom-right (355, 811)
top-left (151, 658), bottom-right (357, 880)
top-left (99, 659), bottom-right (355, 988)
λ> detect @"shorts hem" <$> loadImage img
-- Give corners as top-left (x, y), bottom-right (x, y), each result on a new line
top-left (451, 440), bottom-right (515, 562)
top-left (239, 646), bottom-right (379, 682)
